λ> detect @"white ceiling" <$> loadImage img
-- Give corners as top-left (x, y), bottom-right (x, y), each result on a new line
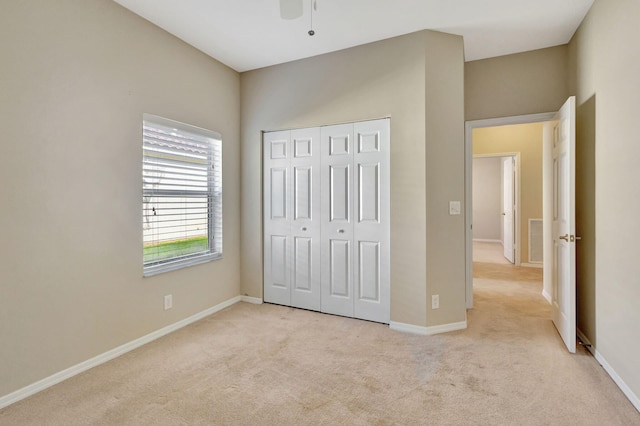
top-left (113, 0), bottom-right (594, 72)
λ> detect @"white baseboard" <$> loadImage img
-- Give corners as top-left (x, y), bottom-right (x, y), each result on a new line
top-left (390, 320), bottom-right (467, 336)
top-left (240, 296), bottom-right (263, 304)
top-left (472, 239), bottom-right (502, 244)
top-left (0, 295), bottom-right (242, 410)
top-left (390, 322), bottom-right (429, 334)
top-left (575, 328), bottom-right (639, 413)
top-left (542, 289), bottom-right (552, 304)
top-left (594, 350), bottom-right (640, 413)
top-left (521, 262), bottom-right (543, 269)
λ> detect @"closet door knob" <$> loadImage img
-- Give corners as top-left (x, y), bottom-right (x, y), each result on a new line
top-left (301, 227), bottom-right (307, 231)
top-left (338, 229), bottom-right (345, 233)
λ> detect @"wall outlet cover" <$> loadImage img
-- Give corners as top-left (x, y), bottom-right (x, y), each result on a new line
top-left (164, 294), bottom-right (173, 310)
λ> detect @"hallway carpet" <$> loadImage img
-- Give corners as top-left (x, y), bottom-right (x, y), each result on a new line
top-left (1, 271), bottom-right (638, 425)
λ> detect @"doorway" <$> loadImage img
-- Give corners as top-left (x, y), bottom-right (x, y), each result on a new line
top-left (465, 98), bottom-right (577, 354)
top-left (465, 112), bottom-right (554, 309)
top-left (472, 153), bottom-right (520, 265)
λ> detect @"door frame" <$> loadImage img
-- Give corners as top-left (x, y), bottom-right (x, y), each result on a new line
top-left (465, 112), bottom-right (555, 309)
top-left (472, 153), bottom-right (521, 265)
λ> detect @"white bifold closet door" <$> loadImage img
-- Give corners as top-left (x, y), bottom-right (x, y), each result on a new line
top-left (320, 119), bottom-right (390, 323)
top-left (263, 118), bottom-right (389, 324)
top-left (263, 128), bottom-right (321, 311)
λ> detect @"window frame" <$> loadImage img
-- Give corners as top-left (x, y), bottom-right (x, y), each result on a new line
top-left (142, 114), bottom-right (222, 277)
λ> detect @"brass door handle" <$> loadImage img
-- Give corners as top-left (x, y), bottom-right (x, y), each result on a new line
top-left (559, 234), bottom-right (570, 241)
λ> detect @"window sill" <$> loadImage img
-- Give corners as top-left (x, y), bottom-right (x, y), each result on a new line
top-left (143, 252), bottom-right (222, 277)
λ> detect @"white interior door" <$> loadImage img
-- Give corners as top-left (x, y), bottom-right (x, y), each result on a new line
top-left (502, 157), bottom-right (515, 263)
top-left (290, 128), bottom-right (321, 311)
top-left (320, 120), bottom-right (390, 323)
top-left (264, 128), bottom-right (321, 310)
top-left (321, 123), bottom-right (355, 318)
top-left (353, 119), bottom-right (390, 323)
top-left (263, 130), bottom-right (292, 306)
top-left (550, 96), bottom-right (576, 353)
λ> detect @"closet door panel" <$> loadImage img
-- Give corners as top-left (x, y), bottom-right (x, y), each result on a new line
top-left (330, 165), bottom-right (350, 221)
top-left (290, 128), bottom-right (321, 310)
top-left (264, 131), bottom-right (292, 306)
top-left (293, 236), bottom-right (312, 291)
top-left (353, 119), bottom-right (390, 323)
top-left (270, 168), bottom-right (288, 219)
top-left (321, 124), bottom-right (355, 318)
top-left (269, 235), bottom-right (289, 288)
top-left (358, 163), bottom-right (380, 223)
top-left (358, 241), bottom-right (380, 301)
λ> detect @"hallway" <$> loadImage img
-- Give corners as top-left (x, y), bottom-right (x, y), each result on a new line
top-left (473, 241), bottom-right (542, 281)
top-left (467, 241), bottom-right (638, 423)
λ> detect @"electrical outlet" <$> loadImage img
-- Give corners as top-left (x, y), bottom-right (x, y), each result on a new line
top-left (164, 294), bottom-right (173, 310)
top-left (432, 294), bottom-right (439, 309)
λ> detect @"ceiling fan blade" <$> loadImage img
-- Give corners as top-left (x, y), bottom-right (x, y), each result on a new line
top-left (280, 0), bottom-right (303, 19)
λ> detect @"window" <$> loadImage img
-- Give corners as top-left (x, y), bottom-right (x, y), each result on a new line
top-left (142, 114), bottom-right (222, 276)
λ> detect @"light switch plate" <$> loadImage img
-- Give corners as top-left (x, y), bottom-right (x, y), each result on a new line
top-left (449, 201), bottom-right (461, 215)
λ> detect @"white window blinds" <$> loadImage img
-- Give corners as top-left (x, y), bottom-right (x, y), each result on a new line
top-left (142, 114), bottom-right (222, 276)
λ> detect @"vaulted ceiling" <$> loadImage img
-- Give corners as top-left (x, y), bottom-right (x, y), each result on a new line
top-left (114, 0), bottom-right (594, 72)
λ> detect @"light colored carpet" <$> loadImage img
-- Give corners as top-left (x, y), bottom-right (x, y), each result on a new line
top-left (473, 262), bottom-right (543, 282)
top-left (473, 241), bottom-right (511, 265)
top-left (1, 273), bottom-right (639, 425)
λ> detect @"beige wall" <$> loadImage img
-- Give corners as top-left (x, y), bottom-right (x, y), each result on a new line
top-left (473, 123), bottom-right (544, 264)
top-left (240, 30), bottom-right (466, 328)
top-left (569, 0), bottom-right (640, 402)
top-left (0, 0), bottom-right (241, 397)
top-left (472, 157), bottom-right (502, 241)
top-left (424, 32), bottom-right (467, 326)
top-left (465, 46), bottom-right (570, 121)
